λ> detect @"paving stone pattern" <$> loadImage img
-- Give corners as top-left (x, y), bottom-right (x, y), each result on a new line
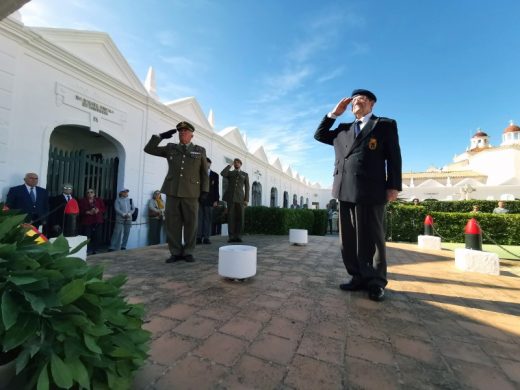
top-left (87, 235), bottom-right (520, 390)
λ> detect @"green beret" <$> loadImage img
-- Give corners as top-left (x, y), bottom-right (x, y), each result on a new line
top-left (176, 121), bottom-right (195, 132)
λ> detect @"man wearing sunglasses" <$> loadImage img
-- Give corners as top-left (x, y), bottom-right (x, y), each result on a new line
top-left (314, 89), bottom-right (402, 302)
top-left (47, 183), bottom-right (77, 237)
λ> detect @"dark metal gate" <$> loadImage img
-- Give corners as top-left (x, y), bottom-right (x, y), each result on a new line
top-left (47, 147), bottom-right (119, 245)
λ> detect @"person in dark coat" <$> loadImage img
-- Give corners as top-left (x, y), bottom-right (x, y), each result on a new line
top-left (221, 158), bottom-right (249, 243)
top-left (314, 89), bottom-right (402, 302)
top-left (6, 172), bottom-right (49, 227)
top-left (144, 121), bottom-right (209, 263)
top-left (47, 183), bottom-right (78, 237)
top-left (197, 158), bottom-right (220, 244)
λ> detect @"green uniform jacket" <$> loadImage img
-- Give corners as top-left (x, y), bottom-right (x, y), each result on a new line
top-left (144, 135), bottom-right (209, 198)
top-left (221, 165), bottom-right (250, 203)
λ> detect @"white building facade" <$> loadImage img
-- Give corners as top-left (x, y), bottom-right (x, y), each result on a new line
top-left (0, 15), bottom-right (332, 249)
top-left (401, 125), bottom-right (520, 201)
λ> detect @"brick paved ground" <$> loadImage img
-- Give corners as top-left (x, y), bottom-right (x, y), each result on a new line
top-left (87, 235), bottom-right (520, 390)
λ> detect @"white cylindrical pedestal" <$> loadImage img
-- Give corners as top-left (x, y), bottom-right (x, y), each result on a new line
top-left (454, 248), bottom-right (500, 275)
top-left (49, 235), bottom-right (88, 261)
top-left (418, 235), bottom-right (442, 250)
top-left (289, 229), bottom-right (308, 245)
top-left (221, 223), bottom-right (229, 237)
top-left (218, 245), bottom-right (256, 279)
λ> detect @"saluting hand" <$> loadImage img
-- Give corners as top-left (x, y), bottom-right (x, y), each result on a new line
top-left (331, 97), bottom-right (353, 117)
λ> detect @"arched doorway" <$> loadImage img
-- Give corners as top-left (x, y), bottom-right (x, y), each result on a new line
top-left (270, 187), bottom-right (278, 207)
top-left (283, 191), bottom-right (289, 208)
top-left (47, 125), bottom-right (120, 245)
top-left (252, 181), bottom-right (262, 206)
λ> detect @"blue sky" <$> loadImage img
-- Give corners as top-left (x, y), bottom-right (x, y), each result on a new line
top-left (19, 0), bottom-right (520, 188)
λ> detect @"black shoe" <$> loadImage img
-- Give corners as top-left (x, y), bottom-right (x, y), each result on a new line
top-left (368, 286), bottom-right (385, 302)
top-left (107, 249), bottom-right (114, 252)
top-left (339, 278), bottom-right (365, 291)
top-left (196, 238), bottom-right (202, 245)
top-left (236, 238), bottom-right (243, 243)
top-left (184, 254), bottom-right (195, 262)
top-left (228, 238), bottom-right (235, 243)
top-left (203, 238), bottom-right (211, 244)
top-left (121, 247), bottom-right (126, 250)
top-left (165, 255), bottom-right (182, 263)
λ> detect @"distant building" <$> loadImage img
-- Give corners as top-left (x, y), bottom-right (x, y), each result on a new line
top-left (401, 123), bottom-right (520, 201)
top-left (0, 14), bottom-right (330, 249)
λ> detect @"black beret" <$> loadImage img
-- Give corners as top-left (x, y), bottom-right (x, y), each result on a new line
top-left (351, 89), bottom-right (377, 102)
top-left (176, 121), bottom-right (195, 132)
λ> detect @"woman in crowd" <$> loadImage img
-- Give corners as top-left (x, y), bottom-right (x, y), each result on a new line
top-left (148, 190), bottom-right (165, 245)
top-left (78, 188), bottom-right (105, 255)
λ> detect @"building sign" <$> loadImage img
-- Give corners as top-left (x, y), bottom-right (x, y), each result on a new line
top-left (55, 83), bottom-right (126, 130)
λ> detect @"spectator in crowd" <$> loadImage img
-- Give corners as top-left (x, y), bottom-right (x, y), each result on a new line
top-left (48, 183), bottom-right (77, 237)
top-left (79, 188), bottom-right (105, 255)
top-left (492, 201), bottom-right (509, 214)
top-left (314, 88), bottom-right (402, 302)
top-left (109, 188), bottom-right (134, 251)
top-left (471, 205), bottom-right (481, 213)
top-left (327, 207), bottom-right (334, 234)
top-left (148, 190), bottom-right (165, 245)
top-left (412, 198), bottom-right (420, 206)
top-left (6, 172), bottom-right (49, 227)
top-left (221, 158), bottom-right (250, 243)
top-left (144, 121), bottom-right (209, 263)
top-left (197, 158), bottom-right (219, 244)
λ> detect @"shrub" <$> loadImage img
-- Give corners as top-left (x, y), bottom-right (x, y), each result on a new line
top-left (0, 207), bottom-right (151, 389)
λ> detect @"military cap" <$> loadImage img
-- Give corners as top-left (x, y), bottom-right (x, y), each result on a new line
top-left (233, 158), bottom-right (242, 164)
top-left (176, 121), bottom-right (195, 132)
top-left (351, 89), bottom-right (377, 102)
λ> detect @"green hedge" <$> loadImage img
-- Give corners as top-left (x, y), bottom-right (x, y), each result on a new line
top-left (386, 203), bottom-right (520, 245)
top-left (417, 199), bottom-right (520, 214)
top-left (244, 206), bottom-right (327, 236)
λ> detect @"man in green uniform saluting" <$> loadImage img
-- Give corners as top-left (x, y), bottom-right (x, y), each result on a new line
top-left (144, 121), bottom-right (209, 263)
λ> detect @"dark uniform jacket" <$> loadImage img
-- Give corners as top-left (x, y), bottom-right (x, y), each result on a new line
top-left (202, 170), bottom-right (220, 206)
top-left (221, 166), bottom-right (250, 203)
top-left (314, 114), bottom-right (402, 205)
top-left (144, 135), bottom-right (209, 198)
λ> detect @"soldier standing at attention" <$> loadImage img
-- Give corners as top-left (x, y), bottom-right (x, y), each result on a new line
top-left (144, 121), bottom-right (209, 263)
top-left (221, 158), bottom-right (249, 243)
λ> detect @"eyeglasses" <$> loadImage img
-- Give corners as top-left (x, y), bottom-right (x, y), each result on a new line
top-left (27, 176), bottom-right (38, 180)
top-left (63, 187), bottom-right (73, 190)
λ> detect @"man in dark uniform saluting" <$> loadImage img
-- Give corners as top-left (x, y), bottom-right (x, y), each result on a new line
top-left (144, 121), bottom-right (209, 263)
top-left (314, 89), bottom-right (402, 301)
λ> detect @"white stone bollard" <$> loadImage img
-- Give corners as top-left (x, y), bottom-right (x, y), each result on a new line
top-left (218, 245), bottom-right (257, 279)
top-left (418, 235), bottom-right (442, 250)
top-left (221, 223), bottom-right (229, 237)
top-left (289, 229), bottom-right (308, 245)
top-left (49, 235), bottom-right (88, 261)
top-left (454, 248), bottom-right (500, 275)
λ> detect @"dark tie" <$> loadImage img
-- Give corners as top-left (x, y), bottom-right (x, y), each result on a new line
top-left (355, 120), bottom-right (362, 137)
top-left (66, 195), bottom-right (70, 202)
top-left (30, 187), bottom-right (36, 203)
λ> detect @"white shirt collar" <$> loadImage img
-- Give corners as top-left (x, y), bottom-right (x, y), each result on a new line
top-left (357, 112), bottom-right (373, 124)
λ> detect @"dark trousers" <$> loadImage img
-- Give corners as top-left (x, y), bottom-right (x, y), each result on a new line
top-left (148, 218), bottom-right (163, 245)
top-left (339, 201), bottom-right (387, 288)
top-left (165, 196), bottom-right (198, 256)
top-left (228, 202), bottom-right (244, 240)
top-left (197, 205), bottom-right (212, 239)
top-left (82, 223), bottom-right (102, 253)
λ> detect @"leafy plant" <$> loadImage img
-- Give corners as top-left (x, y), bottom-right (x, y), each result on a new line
top-left (0, 206), bottom-right (150, 389)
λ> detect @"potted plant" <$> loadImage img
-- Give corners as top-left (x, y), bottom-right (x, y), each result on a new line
top-left (0, 207), bottom-right (151, 389)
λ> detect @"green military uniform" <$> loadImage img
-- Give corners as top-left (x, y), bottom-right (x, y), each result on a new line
top-left (144, 135), bottom-right (209, 257)
top-left (221, 165), bottom-right (249, 241)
